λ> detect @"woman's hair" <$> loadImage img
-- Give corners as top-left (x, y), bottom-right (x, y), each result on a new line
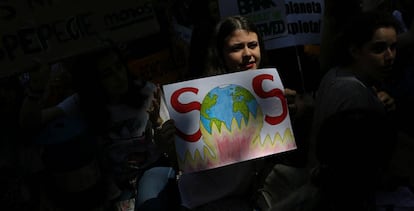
top-left (204, 15), bottom-right (268, 76)
top-left (332, 9), bottom-right (399, 66)
top-left (66, 46), bottom-right (148, 134)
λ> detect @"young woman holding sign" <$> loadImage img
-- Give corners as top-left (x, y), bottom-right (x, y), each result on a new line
top-left (178, 15), bottom-right (313, 211)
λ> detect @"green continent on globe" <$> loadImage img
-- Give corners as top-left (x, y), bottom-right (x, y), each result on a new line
top-left (233, 86), bottom-right (255, 124)
top-left (200, 84), bottom-right (259, 134)
top-left (200, 93), bottom-right (225, 132)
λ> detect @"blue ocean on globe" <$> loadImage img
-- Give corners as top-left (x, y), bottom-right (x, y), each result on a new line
top-left (200, 84), bottom-right (259, 134)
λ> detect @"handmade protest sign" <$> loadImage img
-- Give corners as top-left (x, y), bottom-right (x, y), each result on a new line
top-left (162, 68), bottom-right (296, 173)
top-left (1, 0), bottom-right (160, 78)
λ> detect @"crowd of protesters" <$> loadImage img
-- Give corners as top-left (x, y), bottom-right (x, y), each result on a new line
top-left (1, 0), bottom-right (414, 210)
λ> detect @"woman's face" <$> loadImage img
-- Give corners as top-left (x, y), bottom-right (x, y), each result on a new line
top-left (352, 26), bottom-right (397, 82)
top-left (222, 29), bottom-right (261, 72)
top-left (97, 52), bottom-right (129, 97)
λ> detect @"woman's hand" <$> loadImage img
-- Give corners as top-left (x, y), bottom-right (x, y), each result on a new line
top-left (153, 119), bottom-right (176, 152)
top-left (377, 90), bottom-right (396, 112)
top-left (284, 88), bottom-right (314, 121)
top-left (153, 119), bottom-right (178, 170)
top-left (147, 84), bottom-right (163, 128)
top-left (284, 88), bottom-right (298, 116)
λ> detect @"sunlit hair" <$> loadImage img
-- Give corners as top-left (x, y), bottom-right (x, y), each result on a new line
top-left (204, 15), bottom-right (267, 76)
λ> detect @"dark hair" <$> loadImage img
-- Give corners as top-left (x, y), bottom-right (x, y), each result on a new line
top-left (204, 15), bottom-right (268, 76)
top-left (66, 46), bottom-right (148, 134)
top-left (333, 10), bottom-right (399, 66)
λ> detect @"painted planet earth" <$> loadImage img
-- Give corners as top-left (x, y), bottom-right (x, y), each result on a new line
top-left (200, 84), bottom-right (262, 135)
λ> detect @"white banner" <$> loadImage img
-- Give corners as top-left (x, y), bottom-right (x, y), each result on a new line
top-left (0, 0), bottom-right (160, 77)
top-left (219, 0), bottom-right (324, 50)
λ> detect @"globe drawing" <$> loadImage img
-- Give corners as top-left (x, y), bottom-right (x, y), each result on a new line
top-left (199, 84), bottom-right (264, 163)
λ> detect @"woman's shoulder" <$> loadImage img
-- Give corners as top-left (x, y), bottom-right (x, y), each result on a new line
top-left (319, 68), bottom-right (367, 92)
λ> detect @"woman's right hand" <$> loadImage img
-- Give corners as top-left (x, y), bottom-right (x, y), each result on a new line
top-left (284, 88), bottom-right (314, 120)
top-left (153, 119), bottom-right (178, 170)
top-left (285, 88), bottom-right (298, 117)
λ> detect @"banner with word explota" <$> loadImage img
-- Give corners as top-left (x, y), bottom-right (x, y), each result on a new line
top-left (218, 0), bottom-right (324, 50)
top-left (0, 0), bottom-right (160, 78)
top-left (162, 68), bottom-right (296, 173)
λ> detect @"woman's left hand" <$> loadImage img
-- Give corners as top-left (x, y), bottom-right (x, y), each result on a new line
top-left (153, 119), bottom-right (178, 170)
top-left (377, 90), bottom-right (396, 112)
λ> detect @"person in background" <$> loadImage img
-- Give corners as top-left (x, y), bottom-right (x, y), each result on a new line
top-left (178, 15), bottom-right (313, 211)
top-left (310, 9), bottom-right (399, 140)
top-left (19, 46), bottom-right (179, 210)
top-left (18, 62), bottom-right (82, 210)
top-left (309, 7), bottom-right (399, 196)
top-left (257, 108), bottom-right (396, 211)
top-left (19, 62), bottom-right (69, 132)
top-left (318, 0), bottom-right (400, 133)
top-left (62, 46), bottom-right (179, 211)
top-left (257, 10), bottom-right (401, 211)
top-left (377, 0), bottom-right (414, 203)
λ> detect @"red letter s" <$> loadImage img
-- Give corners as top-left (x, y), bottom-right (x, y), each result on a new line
top-left (252, 74), bottom-right (288, 125)
top-left (170, 87), bottom-right (202, 142)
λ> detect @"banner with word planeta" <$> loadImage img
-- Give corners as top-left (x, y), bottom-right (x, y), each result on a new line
top-left (218, 0), bottom-right (324, 50)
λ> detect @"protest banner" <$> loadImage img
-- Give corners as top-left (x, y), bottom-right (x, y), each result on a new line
top-left (162, 68), bottom-right (296, 173)
top-left (0, 0), bottom-right (160, 78)
top-left (218, 0), bottom-right (324, 49)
